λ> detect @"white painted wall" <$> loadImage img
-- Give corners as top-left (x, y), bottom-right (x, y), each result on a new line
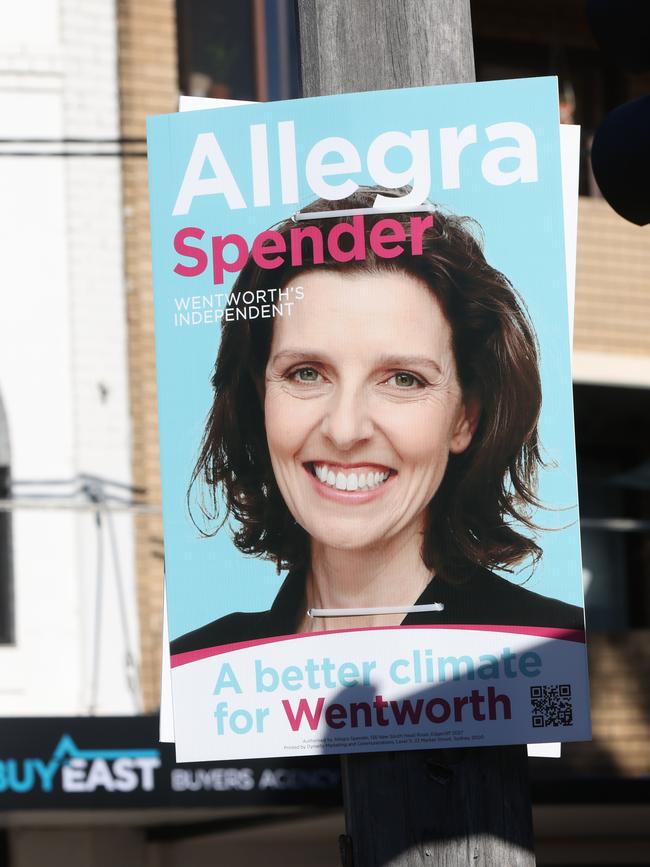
top-left (0, 0), bottom-right (139, 715)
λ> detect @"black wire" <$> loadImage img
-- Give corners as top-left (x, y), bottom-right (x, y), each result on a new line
top-left (0, 151), bottom-right (146, 157)
top-left (0, 137), bottom-right (146, 143)
top-left (0, 137), bottom-right (148, 157)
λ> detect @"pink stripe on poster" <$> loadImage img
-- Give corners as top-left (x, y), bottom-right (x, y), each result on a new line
top-left (170, 623), bottom-right (585, 668)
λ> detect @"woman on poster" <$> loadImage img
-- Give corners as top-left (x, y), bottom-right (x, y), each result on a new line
top-left (172, 187), bottom-right (583, 655)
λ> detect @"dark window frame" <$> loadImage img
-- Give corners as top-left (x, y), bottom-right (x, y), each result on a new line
top-left (176, 0), bottom-right (301, 102)
top-left (574, 383), bottom-right (650, 631)
top-left (176, 0), bottom-right (257, 100)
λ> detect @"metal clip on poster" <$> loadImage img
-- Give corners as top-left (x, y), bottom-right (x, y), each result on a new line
top-left (292, 204), bottom-right (436, 221)
top-left (308, 603), bottom-right (444, 618)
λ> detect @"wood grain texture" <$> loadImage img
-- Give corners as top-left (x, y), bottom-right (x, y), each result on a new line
top-left (297, 0), bottom-right (475, 96)
top-left (295, 1), bottom-right (536, 864)
top-left (342, 747), bottom-right (535, 865)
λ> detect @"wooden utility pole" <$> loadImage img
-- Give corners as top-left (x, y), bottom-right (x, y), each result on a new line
top-left (295, 2), bottom-right (536, 865)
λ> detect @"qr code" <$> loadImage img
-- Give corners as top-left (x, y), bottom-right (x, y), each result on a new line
top-left (530, 684), bottom-right (573, 727)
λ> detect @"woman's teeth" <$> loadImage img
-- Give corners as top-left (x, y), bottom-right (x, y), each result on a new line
top-left (312, 463), bottom-right (391, 491)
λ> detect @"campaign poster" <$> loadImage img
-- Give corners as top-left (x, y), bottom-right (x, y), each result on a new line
top-left (147, 78), bottom-right (591, 762)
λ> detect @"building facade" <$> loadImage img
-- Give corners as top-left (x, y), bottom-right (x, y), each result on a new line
top-left (0, 0), bottom-right (138, 718)
top-left (1, 1), bottom-right (649, 865)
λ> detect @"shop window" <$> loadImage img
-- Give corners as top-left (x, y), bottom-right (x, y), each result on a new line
top-left (471, 0), bottom-right (630, 197)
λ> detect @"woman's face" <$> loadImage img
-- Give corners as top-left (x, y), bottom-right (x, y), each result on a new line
top-left (264, 269), bottom-right (476, 555)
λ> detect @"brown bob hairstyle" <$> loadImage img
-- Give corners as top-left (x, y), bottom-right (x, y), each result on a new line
top-left (190, 186), bottom-right (544, 581)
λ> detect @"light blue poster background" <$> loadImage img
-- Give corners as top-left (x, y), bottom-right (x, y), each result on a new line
top-left (147, 77), bottom-right (583, 641)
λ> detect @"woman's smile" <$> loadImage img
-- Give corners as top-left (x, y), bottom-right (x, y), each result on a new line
top-left (310, 462), bottom-right (393, 491)
top-left (305, 460), bottom-right (397, 504)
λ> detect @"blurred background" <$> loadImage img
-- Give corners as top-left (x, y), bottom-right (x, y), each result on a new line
top-left (0, 0), bottom-right (648, 864)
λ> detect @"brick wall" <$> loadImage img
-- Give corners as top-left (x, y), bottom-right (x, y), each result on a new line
top-left (561, 633), bottom-right (650, 777)
top-left (117, 0), bottom-right (178, 709)
top-left (574, 197), bottom-right (650, 357)
top-left (554, 198), bottom-right (650, 776)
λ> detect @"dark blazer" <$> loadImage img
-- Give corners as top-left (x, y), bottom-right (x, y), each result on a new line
top-left (171, 567), bottom-right (584, 656)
